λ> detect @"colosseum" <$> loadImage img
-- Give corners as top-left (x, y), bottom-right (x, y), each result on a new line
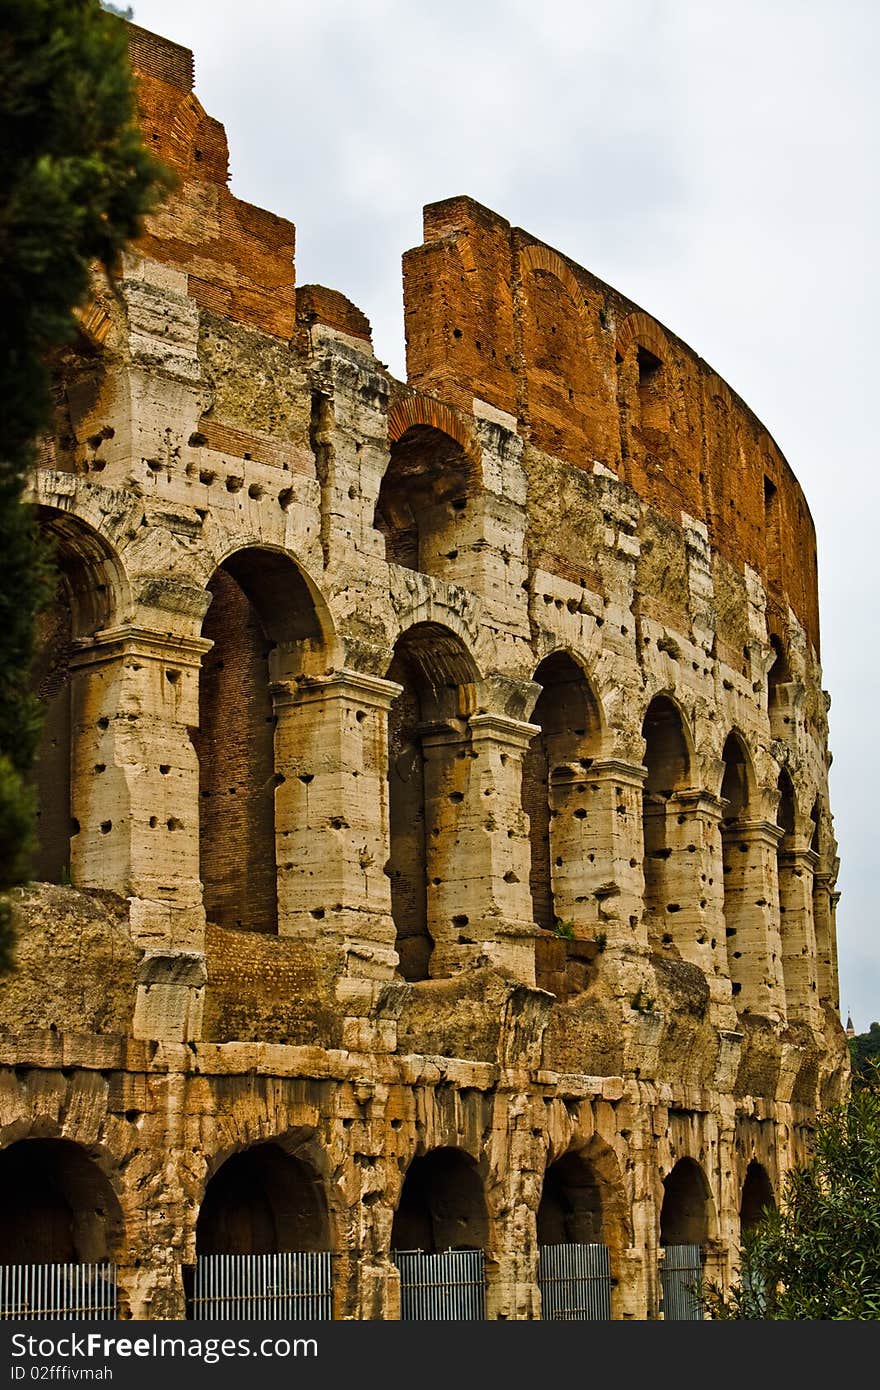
top-left (0, 22), bottom-right (848, 1321)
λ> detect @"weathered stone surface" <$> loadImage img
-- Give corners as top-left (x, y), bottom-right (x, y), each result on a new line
top-left (2, 22), bottom-right (849, 1322)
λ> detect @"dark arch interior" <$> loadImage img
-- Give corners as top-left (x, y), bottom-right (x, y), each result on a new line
top-left (0, 1139), bottom-right (123, 1265)
top-left (642, 697), bottom-right (689, 796)
top-left (29, 511), bottom-right (124, 885)
top-left (641, 697), bottom-right (690, 926)
top-left (768, 634), bottom-right (791, 703)
top-left (391, 1148), bottom-right (488, 1253)
top-left (386, 624), bottom-right (478, 981)
top-left (720, 733), bottom-right (751, 824)
top-left (777, 769), bottom-right (795, 838)
top-left (375, 425), bottom-right (475, 571)
top-left (523, 653), bottom-right (602, 932)
top-left (810, 799), bottom-right (821, 854)
top-left (739, 1161), bottom-right (775, 1233)
top-left (537, 1151), bottom-right (605, 1246)
top-left (196, 1143), bottom-right (329, 1257)
top-left (660, 1159), bottom-right (710, 1247)
top-left (194, 550), bottom-right (322, 936)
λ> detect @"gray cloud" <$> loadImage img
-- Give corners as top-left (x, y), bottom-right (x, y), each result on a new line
top-left (131, 0), bottom-right (880, 1032)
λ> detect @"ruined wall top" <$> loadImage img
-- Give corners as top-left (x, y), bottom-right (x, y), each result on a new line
top-left (125, 26), bottom-right (820, 655)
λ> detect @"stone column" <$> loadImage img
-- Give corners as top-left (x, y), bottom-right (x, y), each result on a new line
top-left (665, 790), bottom-right (732, 1007)
top-left (722, 819), bottom-right (786, 1020)
top-left (549, 758), bottom-right (647, 953)
top-left (778, 844), bottom-right (821, 1027)
top-left (812, 869), bottom-right (841, 1012)
top-left (422, 713), bottom-right (539, 983)
top-left (272, 670), bottom-right (401, 978)
top-left (69, 627), bottom-right (209, 951)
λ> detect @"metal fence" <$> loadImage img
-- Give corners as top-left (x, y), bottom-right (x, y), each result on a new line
top-left (392, 1249), bottom-right (485, 1320)
top-left (660, 1244), bottom-right (704, 1320)
top-left (191, 1252), bottom-right (334, 1320)
top-left (0, 1263), bottom-right (117, 1320)
top-left (538, 1242), bottom-right (612, 1320)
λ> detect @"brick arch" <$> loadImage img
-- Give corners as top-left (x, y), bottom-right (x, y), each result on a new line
top-left (387, 396), bottom-right (482, 470)
top-left (718, 725), bottom-right (758, 811)
top-left (519, 243), bottom-right (589, 320)
top-left (617, 310), bottom-right (669, 362)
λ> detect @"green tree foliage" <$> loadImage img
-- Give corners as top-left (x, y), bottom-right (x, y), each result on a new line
top-left (705, 1068), bottom-right (880, 1319)
top-left (0, 0), bottom-right (167, 966)
top-left (850, 1022), bottom-right (880, 1088)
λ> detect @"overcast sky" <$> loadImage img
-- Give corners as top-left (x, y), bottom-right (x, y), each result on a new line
top-left (129, 0), bottom-right (879, 1033)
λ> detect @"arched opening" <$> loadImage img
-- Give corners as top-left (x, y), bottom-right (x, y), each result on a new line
top-left (386, 623), bottom-right (478, 981)
top-left (375, 426), bottom-right (476, 573)
top-left (739, 1161), bottom-right (774, 1236)
top-left (391, 1148), bottom-right (488, 1254)
top-left (720, 732), bottom-right (756, 1004)
top-left (193, 549), bottom-right (324, 935)
top-left (536, 1146), bottom-right (623, 1320)
top-left (391, 1148), bottom-right (488, 1320)
top-left (522, 653), bottom-right (602, 933)
top-left (641, 696), bottom-right (691, 934)
top-left (660, 1158), bottom-right (711, 1249)
top-left (196, 1142), bottom-right (329, 1257)
top-left (193, 1141), bottom-right (332, 1321)
top-left (29, 510), bottom-right (123, 885)
top-left (637, 345), bottom-right (667, 433)
top-left (0, 1138), bottom-right (123, 1266)
top-left (767, 634), bottom-right (792, 737)
top-left (537, 1151), bottom-right (605, 1246)
top-left (0, 1138), bottom-right (123, 1318)
top-left (659, 1158), bottom-right (711, 1321)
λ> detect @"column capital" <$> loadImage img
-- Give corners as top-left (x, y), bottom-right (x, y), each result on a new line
top-left (669, 786), bottom-right (725, 817)
top-left (724, 817), bottom-right (785, 847)
top-left (272, 668), bottom-right (403, 712)
top-left (589, 758), bottom-right (648, 787)
top-left (70, 625), bottom-right (212, 671)
top-left (778, 845), bottom-right (819, 871)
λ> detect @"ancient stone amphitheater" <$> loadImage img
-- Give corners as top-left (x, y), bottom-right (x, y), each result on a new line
top-left (0, 23), bottom-right (848, 1321)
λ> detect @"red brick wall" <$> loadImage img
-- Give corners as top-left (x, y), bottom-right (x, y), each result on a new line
top-left (193, 567), bottom-right (278, 934)
top-left (404, 197), bottom-right (820, 651)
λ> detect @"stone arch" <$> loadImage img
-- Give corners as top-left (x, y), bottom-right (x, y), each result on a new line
top-left (193, 546), bottom-right (332, 935)
top-left (523, 651), bottom-right (604, 933)
top-left (386, 622), bottom-right (481, 980)
top-left (0, 1137), bottom-right (125, 1265)
top-left (391, 1147), bottom-right (489, 1253)
top-left (195, 1139), bottom-right (331, 1258)
top-left (739, 1160), bottom-right (775, 1236)
top-left (30, 508), bottom-right (129, 884)
top-left (641, 694), bottom-right (693, 934)
top-left (377, 410), bottom-right (482, 573)
top-left (538, 1134), bottom-right (630, 1252)
top-left (719, 729), bottom-right (757, 816)
top-left (659, 1157), bottom-right (714, 1249)
top-left (519, 244), bottom-right (589, 320)
top-left (719, 731), bottom-right (768, 1009)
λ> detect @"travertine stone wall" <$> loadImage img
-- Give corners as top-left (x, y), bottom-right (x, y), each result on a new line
top-left (0, 22), bottom-right (848, 1320)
